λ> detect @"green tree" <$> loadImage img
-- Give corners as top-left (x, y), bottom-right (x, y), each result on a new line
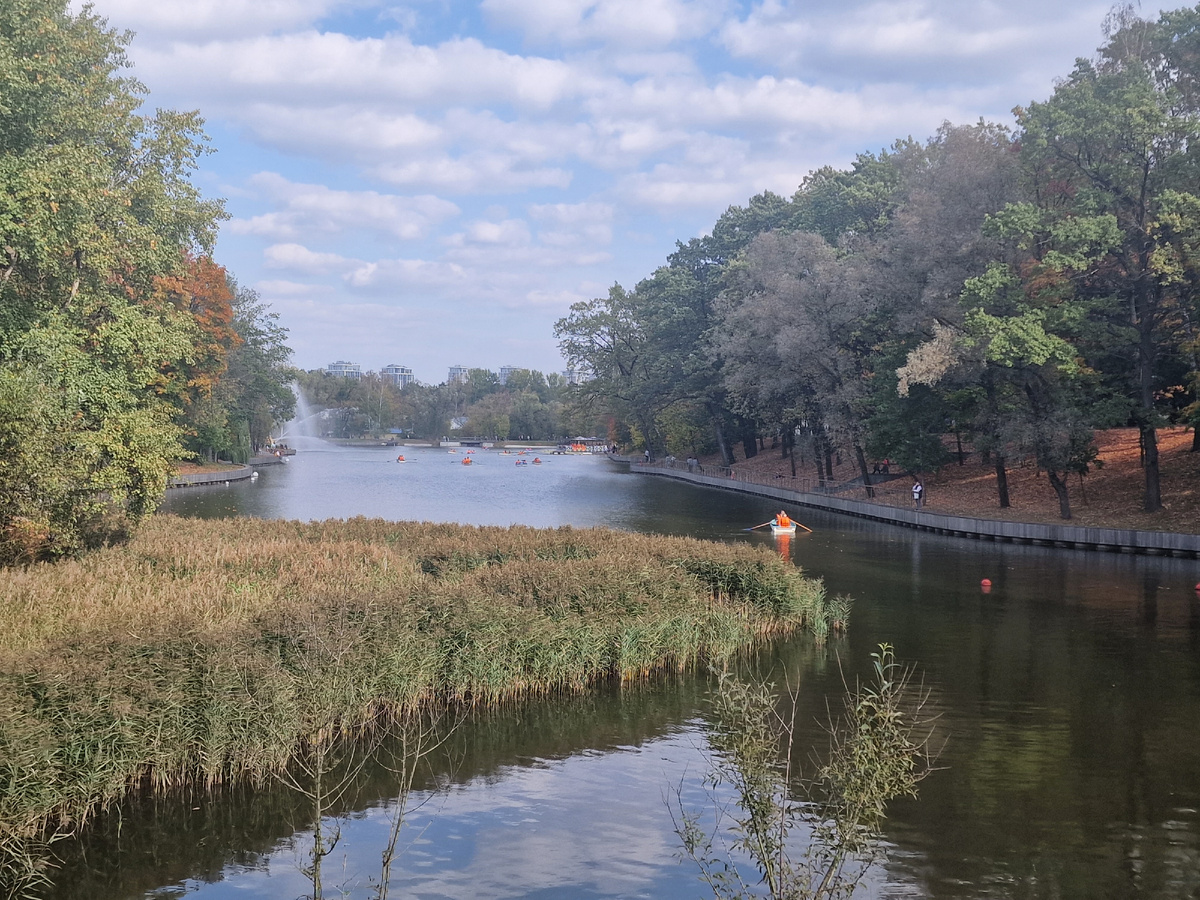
top-left (405, 382), bottom-right (456, 445)
top-left (788, 147), bottom-right (908, 246)
top-left (556, 284), bottom-right (669, 456)
top-left (462, 368), bottom-right (500, 404)
top-left (0, 0), bottom-right (224, 561)
top-left (223, 281), bottom-right (295, 454)
top-left (464, 392), bottom-right (511, 439)
top-left (507, 389), bottom-right (556, 440)
top-left (1015, 7), bottom-right (1200, 511)
top-left (502, 367), bottom-right (550, 401)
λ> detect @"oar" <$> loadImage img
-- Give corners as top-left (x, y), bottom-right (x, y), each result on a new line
top-left (744, 519), bottom-right (775, 531)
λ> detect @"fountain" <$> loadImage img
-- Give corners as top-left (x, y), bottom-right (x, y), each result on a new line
top-left (275, 383), bottom-right (333, 451)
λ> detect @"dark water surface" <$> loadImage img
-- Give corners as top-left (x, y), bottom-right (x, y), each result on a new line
top-left (50, 445), bottom-right (1200, 899)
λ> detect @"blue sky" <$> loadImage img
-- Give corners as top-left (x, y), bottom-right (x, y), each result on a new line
top-left (82, 0), bottom-right (1174, 382)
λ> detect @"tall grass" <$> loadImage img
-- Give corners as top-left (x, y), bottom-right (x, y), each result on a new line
top-left (0, 515), bottom-right (835, 896)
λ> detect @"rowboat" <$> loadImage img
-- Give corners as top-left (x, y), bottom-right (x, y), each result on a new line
top-left (771, 524), bottom-right (797, 535)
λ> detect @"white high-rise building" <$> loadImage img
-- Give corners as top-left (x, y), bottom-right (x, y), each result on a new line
top-left (382, 364), bottom-right (414, 387)
top-left (327, 360), bottom-right (362, 379)
top-left (498, 365), bottom-right (519, 385)
top-left (447, 364), bottom-right (469, 384)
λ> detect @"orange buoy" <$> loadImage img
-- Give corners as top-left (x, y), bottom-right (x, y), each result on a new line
top-left (981, 578), bottom-right (992, 594)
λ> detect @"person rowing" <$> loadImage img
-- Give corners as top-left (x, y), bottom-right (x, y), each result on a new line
top-left (774, 510), bottom-right (791, 528)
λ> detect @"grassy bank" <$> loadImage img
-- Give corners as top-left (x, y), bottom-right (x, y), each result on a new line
top-left (0, 515), bottom-right (835, 892)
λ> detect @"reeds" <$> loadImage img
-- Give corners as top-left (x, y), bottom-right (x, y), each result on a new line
top-left (0, 515), bottom-right (833, 894)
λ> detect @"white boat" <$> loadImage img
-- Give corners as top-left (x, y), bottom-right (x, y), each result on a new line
top-left (771, 524), bottom-right (796, 535)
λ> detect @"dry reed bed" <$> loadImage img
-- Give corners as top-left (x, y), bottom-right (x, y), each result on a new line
top-left (0, 515), bottom-right (833, 887)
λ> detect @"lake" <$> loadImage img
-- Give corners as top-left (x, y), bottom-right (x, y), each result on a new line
top-left (46, 443), bottom-right (1200, 899)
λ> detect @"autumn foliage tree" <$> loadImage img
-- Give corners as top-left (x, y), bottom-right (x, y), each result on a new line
top-left (0, 0), bottom-right (226, 562)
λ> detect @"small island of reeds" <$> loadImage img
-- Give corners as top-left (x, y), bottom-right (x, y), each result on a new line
top-left (0, 515), bottom-right (841, 890)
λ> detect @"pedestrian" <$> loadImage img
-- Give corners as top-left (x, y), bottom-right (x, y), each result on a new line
top-left (912, 478), bottom-right (924, 509)
top-left (644, 448), bottom-right (651, 463)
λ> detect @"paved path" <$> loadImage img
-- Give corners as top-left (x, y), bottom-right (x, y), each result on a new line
top-left (626, 460), bottom-right (1200, 559)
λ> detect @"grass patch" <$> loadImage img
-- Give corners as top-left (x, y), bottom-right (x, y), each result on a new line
top-left (0, 515), bottom-right (834, 894)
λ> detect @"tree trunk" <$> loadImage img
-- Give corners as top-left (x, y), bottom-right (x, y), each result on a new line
top-left (1140, 420), bottom-right (1161, 512)
top-left (636, 412), bottom-right (658, 461)
top-left (1192, 428), bottom-right (1200, 451)
top-left (854, 443), bottom-right (875, 499)
top-left (994, 455), bottom-right (1010, 509)
top-left (786, 427), bottom-right (797, 477)
top-left (955, 430), bottom-right (966, 465)
top-left (1047, 469), bottom-right (1072, 519)
top-left (1136, 275), bottom-right (1162, 512)
top-left (710, 406), bottom-right (734, 466)
top-left (740, 418), bottom-right (758, 460)
top-left (810, 431), bottom-right (825, 487)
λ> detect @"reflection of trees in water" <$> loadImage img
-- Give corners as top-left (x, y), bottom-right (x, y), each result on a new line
top-left (841, 559), bottom-right (1200, 899)
top-left (45, 675), bottom-right (712, 899)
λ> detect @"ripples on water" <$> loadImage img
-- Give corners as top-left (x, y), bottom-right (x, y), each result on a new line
top-left (50, 444), bottom-right (1200, 899)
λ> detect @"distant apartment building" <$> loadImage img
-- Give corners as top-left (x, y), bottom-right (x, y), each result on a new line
top-left (498, 365), bottom-right (519, 385)
top-left (563, 368), bottom-right (588, 385)
top-left (381, 364), bottom-right (414, 388)
top-left (327, 360), bottom-right (362, 379)
top-left (447, 364), bottom-right (469, 384)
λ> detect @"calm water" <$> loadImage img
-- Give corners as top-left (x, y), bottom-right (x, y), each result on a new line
top-left (49, 444), bottom-right (1200, 899)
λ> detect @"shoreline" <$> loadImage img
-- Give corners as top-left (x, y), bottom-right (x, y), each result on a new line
top-left (627, 460), bottom-right (1200, 558)
top-left (167, 464), bottom-right (254, 488)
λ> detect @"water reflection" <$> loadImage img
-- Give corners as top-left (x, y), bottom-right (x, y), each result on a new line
top-left (62, 448), bottom-right (1200, 898)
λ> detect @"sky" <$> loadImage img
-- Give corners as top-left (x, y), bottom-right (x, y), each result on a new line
top-left (80, 0), bottom-right (1178, 383)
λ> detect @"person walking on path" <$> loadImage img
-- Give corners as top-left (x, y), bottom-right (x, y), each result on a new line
top-left (912, 478), bottom-right (924, 509)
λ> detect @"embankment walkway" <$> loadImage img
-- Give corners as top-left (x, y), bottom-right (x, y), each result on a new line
top-left (168, 465), bottom-right (254, 488)
top-left (625, 459), bottom-right (1200, 559)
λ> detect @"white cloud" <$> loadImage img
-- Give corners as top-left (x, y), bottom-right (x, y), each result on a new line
top-left (523, 288), bottom-right (592, 307)
top-left (343, 257), bottom-right (470, 292)
top-left (263, 243), bottom-right (361, 274)
top-left (254, 279), bottom-right (333, 296)
top-left (529, 202), bottom-right (614, 247)
top-left (481, 0), bottom-right (728, 47)
top-left (77, 0), bottom-right (351, 40)
top-left (720, 0), bottom-right (1114, 91)
top-left (372, 154), bottom-right (573, 194)
top-left (461, 218), bottom-right (533, 246)
top-left (238, 105), bottom-right (443, 160)
top-left (229, 173), bottom-right (459, 241)
top-left (131, 33), bottom-right (582, 111)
